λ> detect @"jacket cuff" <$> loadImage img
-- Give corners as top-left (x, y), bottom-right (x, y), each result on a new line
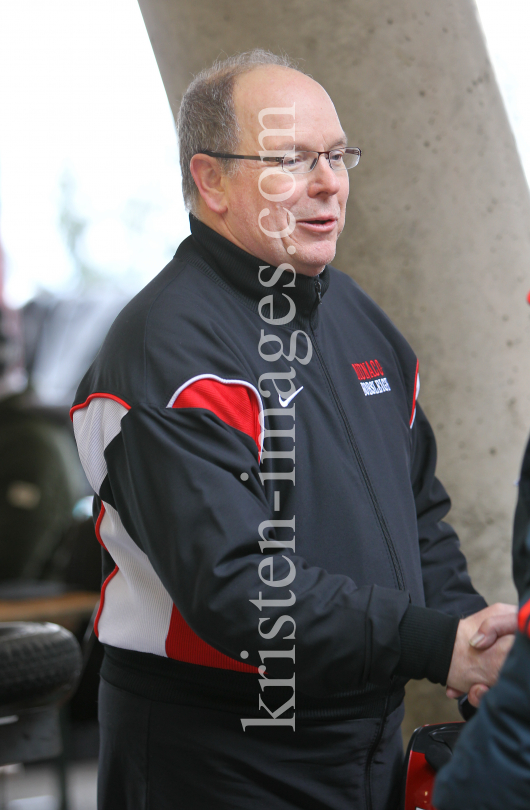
top-left (394, 604), bottom-right (460, 685)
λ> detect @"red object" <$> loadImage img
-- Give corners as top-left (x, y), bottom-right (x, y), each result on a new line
top-left (518, 596), bottom-right (530, 635)
top-left (94, 503), bottom-right (107, 550)
top-left (70, 391), bottom-right (131, 420)
top-left (409, 359), bottom-right (420, 428)
top-left (403, 749), bottom-right (437, 810)
top-left (165, 603), bottom-right (259, 672)
top-left (94, 564), bottom-right (119, 638)
top-left (527, 290), bottom-right (530, 306)
top-left (351, 358), bottom-right (385, 381)
top-left (401, 722), bottom-right (464, 810)
top-left (172, 377), bottom-right (261, 457)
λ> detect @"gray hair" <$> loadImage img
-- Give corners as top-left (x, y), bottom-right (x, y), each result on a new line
top-left (177, 49), bottom-right (301, 215)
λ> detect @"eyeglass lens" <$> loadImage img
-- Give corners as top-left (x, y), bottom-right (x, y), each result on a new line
top-left (282, 148), bottom-right (360, 173)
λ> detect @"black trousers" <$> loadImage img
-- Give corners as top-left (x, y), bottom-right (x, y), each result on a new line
top-left (98, 677), bottom-right (404, 810)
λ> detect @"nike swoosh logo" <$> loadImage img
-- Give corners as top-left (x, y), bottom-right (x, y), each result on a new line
top-left (278, 386), bottom-right (304, 408)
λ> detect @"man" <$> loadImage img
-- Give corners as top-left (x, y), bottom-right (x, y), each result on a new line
top-left (71, 50), bottom-right (514, 810)
top-left (434, 433), bottom-right (530, 809)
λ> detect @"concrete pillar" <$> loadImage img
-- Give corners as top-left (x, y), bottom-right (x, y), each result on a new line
top-left (136, 0), bottom-right (530, 737)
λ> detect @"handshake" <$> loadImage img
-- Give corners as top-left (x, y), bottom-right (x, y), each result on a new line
top-left (446, 603), bottom-right (517, 707)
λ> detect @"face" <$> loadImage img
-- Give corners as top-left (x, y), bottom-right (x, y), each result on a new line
top-left (204, 66), bottom-right (350, 277)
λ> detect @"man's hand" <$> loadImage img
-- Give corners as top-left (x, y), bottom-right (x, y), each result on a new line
top-left (446, 603), bottom-right (517, 707)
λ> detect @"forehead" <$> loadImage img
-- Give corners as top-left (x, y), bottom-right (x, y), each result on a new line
top-left (233, 66), bottom-right (344, 146)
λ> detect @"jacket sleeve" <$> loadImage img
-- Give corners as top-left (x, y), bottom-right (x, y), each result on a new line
top-left (433, 629), bottom-right (530, 810)
top-left (103, 398), bottom-right (415, 698)
top-left (434, 445), bottom-right (530, 809)
top-left (410, 402), bottom-right (487, 617)
top-left (513, 435), bottom-right (530, 602)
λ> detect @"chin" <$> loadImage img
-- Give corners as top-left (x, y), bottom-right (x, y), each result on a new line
top-left (295, 252), bottom-right (336, 277)
top-left (301, 242), bottom-right (337, 269)
top-left (296, 266), bottom-right (326, 278)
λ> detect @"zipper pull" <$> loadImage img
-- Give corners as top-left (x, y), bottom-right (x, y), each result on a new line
top-left (314, 277), bottom-right (322, 305)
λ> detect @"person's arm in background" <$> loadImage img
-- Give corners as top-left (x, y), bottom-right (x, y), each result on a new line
top-left (435, 630), bottom-right (530, 810)
top-left (434, 436), bottom-right (530, 810)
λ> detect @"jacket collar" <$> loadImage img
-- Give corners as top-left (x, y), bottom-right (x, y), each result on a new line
top-left (188, 215), bottom-right (330, 327)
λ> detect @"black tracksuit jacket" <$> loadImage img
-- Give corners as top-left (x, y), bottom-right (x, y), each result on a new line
top-left (72, 215), bottom-right (486, 721)
top-left (434, 434), bottom-right (530, 809)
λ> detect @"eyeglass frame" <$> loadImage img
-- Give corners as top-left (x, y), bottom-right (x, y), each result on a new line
top-left (196, 147), bottom-right (361, 174)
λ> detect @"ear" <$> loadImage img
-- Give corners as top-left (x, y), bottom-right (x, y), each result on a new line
top-left (190, 154), bottom-right (228, 214)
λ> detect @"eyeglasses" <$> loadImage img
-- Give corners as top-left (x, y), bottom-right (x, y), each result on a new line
top-left (197, 147), bottom-right (361, 174)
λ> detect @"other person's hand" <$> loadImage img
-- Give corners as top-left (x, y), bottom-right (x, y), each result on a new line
top-left (466, 605), bottom-right (518, 651)
top-left (446, 603), bottom-right (516, 706)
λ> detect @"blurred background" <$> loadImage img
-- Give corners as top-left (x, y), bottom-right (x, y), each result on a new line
top-left (0, 0), bottom-right (529, 807)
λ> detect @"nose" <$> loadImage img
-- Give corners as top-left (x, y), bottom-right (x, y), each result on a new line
top-left (309, 153), bottom-right (342, 196)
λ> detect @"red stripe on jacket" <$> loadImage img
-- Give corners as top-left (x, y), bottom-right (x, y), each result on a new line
top-left (518, 598), bottom-right (530, 636)
top-left (173, 378), bottom-right (261, 455)
top-left (94, 503), bottom-right (107, 550)
top-left (409, 360), bottom-right (420, 428)
top-left (165, 604), bottom-right (259, 672)
top-left (94, 564), bottom-right (119, 638)
top-left (70, 392), bottom-right (131, 421)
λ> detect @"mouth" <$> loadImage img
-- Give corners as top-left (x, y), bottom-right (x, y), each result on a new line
top-left (297, 217), bottom-right (338, 234)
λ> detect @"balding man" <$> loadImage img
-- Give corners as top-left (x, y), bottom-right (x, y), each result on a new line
top-left (72, 50), bottom-right (514, 810)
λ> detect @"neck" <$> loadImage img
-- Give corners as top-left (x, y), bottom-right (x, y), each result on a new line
top-left (192, 207), bottom-right (325, 276)
top-left (194, 207), bottom-right (250, 255)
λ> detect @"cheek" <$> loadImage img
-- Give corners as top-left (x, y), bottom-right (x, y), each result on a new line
top-left (228, 172), bottom-right (262, 215)
top-left (264, 189), bottom-right (305, 227)
top-left (257, 170), bottom-right (299, 203)
top-left (340, 177), bottom-right (349, 209)
top-left (230, 190), bottom-right (264, 234)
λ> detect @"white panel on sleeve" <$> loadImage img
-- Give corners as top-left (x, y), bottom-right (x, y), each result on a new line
top-left (72, 397), bottom-right (129, 493)
top-left (96, 502), bottom-right (173, 656)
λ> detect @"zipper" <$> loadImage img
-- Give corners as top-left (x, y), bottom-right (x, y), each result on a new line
top-left (310, 279), bottom-right (406, 590)
top-left (314, 276), bottom-right (322, 304)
